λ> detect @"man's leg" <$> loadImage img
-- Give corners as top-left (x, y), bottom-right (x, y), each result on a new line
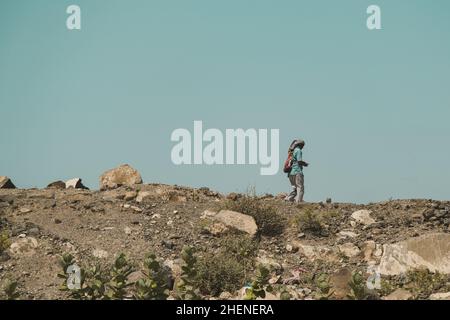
top-left (285, 175), bottom-right (297, 202)
top-left (294, 173), bottom-right (304, 203)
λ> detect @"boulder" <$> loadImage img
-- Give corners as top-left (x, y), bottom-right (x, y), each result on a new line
top-left (377, 233), bottom-right (450, 275)
top-left (351, 209), bottom-right (376, 226)
top-left (0, 176), bottom-right (16, 189)
top-left (338, 243), bottom-right (361, 258)
top-left (330, 268), bottom-right (352, 299)
top-left (382, 288), bottom-right (412, 300)
top-left (429, 292), bottom-right (450, 300)
top-left (47, 181), bottom-right (66, 189)
top-left (65, 178), bottom-right (88, 189)
top-left (99, 164), bottom-right (142, 190)
top-left (9, 237), bottom-right (39, 257)
top-left (212, 210), bottom-right (257, 236)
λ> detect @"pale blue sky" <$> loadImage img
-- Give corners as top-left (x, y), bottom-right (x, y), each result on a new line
top-left (1, 0), bottom-right (449, 203)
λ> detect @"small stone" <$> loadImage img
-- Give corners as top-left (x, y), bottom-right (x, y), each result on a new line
top-left (382, 288), bottom-right (413, 300)
top-left (53, 218), bottom-right (62, 224)
top-left (19, 208), bottom-right (32, 214)
top-left (173, 210), bottom-right (178, 214)
top-left (124, 191), bottom-right (137, 201)
top-left (123, 204), bottom-right (131, 209)
top-left (338, 243), bottom-right (361, 258)
top-left (131, 206), bottom-right (142, 213)
top-left (124, 227), bottom-right (132, 235)
top-left (92, 249), bottom-right (108, 259)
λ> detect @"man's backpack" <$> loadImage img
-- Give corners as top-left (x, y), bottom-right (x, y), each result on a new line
top-left (283, 151), bottom-right (294, 173)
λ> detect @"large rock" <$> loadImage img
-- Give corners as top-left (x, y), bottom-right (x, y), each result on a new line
top-left (0, 176), bottom-right (16, 189)
top-left (330, 268), bottom-right (352, 299)
top-left (212, 210), bottom-right (257, 236)
top-left (429, 292), bottom-right (450, 300)
top-left (99, 164), bottom-right (142, 190)
top-left (65, 178), bottom-right (88, 189)
top-left (377, 233), bottom-right (450, 275)
top-left (47, 181), bottom-right (66, 189)
top-left (351, 209), bottom-right (376, 226)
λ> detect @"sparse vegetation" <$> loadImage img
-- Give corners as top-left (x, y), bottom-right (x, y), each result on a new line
top-left (405, 268), bottom-right (450, 299)
top-left (134, 253), bottom-right (170, 300)
top-left (0, 230), bottom-right (11, 255)
top-left (243, 265), bottom-right (272, 300)
top-left (295, 209), bottom-right (326, 236)
top-left (347, 271), bottom-right (378, 300)
top-left (2, 279), bottom-right (20, 300)
top-left (224, 194), bottom-right (285, 236)
top-left (315, 273), bottom-right (334, 300)
top-left (59, 253), bottom-right (134, 300)
top-left (176, 246), bottom-right (201, 300)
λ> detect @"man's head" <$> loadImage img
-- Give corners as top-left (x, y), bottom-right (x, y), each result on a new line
top-left (290, 139), bottom-right (305, 151)
top-left (298, 140), bottom-right (305, 149)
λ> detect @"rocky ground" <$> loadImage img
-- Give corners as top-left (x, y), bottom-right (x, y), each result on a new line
top-left (1, 168), bottom-right (450, 300)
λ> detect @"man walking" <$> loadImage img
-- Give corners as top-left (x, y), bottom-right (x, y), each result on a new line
top-left (285, 139), bottom-right (309, 203)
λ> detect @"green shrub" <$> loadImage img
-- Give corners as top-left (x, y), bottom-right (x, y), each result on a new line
top-left (315, 273), bottom-right (334, 300)
top-left (224, 196), bottom-right (285, 236)
top-left (0, 230), bottom-right (10, 254)
top-left (134, 253), bottom-right (170, 300)
top-left (59, 253), bottom-right (134, 300)
top-left (244, 265), bottom-right (272, 300)
top-left (347, 271), bottom-right (378, 300)
top-left (197, 251), bottom-right (245, 297)
top-left (406, 269), bottom-right (450, 299)
top-left (176, 246), bottom-right (201, 300)
top-left (296, 209), bottom-right (326, 236)
top-left (2, 279), bottom-right (19, 300)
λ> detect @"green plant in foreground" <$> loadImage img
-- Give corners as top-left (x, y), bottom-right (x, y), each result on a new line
top-left (406, 268), bottom-right (449, 299)
top-left (107, 253), bottom-right (134, 299)
top-left (0, 230), bottom-right (11, 254)
top-left (3, 279), bottom-right (20, 300)
top-left (296, 209), bottom-right (325, 236)
top-left (315, 273), bottom-right (334, 300)
top-left (347, 272), bottom-right (369, 300)
top-left (176, 246), bottom-right (201, 300)
top-left (134, 253), bottom-right (169, 300)
top-left (244, 265), bottom-right (272, 300)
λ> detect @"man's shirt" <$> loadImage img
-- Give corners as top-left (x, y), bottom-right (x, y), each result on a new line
top-left (289, 147), bottom-right (303, 175)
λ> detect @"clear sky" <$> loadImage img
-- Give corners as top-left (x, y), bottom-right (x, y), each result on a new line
top-left (1, 0), bottom-right (449, 203)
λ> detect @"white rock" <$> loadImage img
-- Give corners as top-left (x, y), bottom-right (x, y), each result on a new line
top-left (136, 191), bottom-right (152, 203)
top-left (213, 210), bottom-right (257, 236)
top-left (9, 237), bottom-right (39, 257)
top-left (93, 249), bottom-right (109, 259)
top-left (337, 230), bottom-right (359, 239)
top-left (378, 233), bottom-right (450, 275)
top-left (99, 164), bottom-right (142, 190)
top-left (382, 288), bottom-right (412, 300)
top-left (351, 209), bottom-right (376, 226)
top-left (338, 243), bottom-right (361, 258)
top-left (124, 227), bottom-right (132, 235)
top-left (429, 292), bottom-right (450, 300)
top-left (65, 178), bottom-right (87, 189)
